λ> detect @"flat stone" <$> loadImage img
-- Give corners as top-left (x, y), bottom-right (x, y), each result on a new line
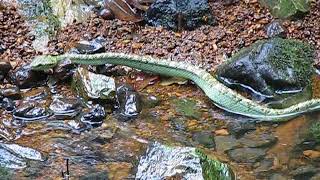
top-left (228, 148), bottom-right (266, 163)
top-left (214, 136), bottom-right (240, 152)
top-left (192, 131), bottom-right (215, 148)
top-left (239, 131), bottom-right (277, 148)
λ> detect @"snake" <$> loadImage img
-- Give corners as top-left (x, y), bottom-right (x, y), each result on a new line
top-left (30, 52), bottom-right (320, 121)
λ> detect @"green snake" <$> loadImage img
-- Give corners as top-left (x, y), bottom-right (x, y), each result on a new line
top-left (30, 52), bottom-right (320, 121)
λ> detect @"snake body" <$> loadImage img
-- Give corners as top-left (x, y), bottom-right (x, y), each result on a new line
top-left (31, 52), bottom-right (320, 121)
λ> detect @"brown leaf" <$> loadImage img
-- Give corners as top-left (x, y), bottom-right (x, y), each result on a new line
top-left (104, 0), bottom-right (143, 22)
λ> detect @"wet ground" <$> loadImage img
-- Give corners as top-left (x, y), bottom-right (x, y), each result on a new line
top-left (1, 1), bottom-right (320, 180)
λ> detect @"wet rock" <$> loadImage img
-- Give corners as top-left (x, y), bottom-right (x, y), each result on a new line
top-left (173, 99), bottom-right (201, 119)
top-left (141, 94), bottom-right (160, 109)
top-left (136, 142), bottom-right (234, 179)
top-left (115, 85), bottom-right (141, 121)
top-left (72, 67), bottom-right (116, 100)
top-left (145, 0), bottom-right (216, 31)
top-left (259, 0), bottom-right (310, 19)
top-left (9, 65), bottom-right (47, 89)
top-left (228, 147), bottom-right (266, 163)
top-left (0, 166), bottom-right (12, 180)
top-left (214, 135), bottom-right (240, 152)
top-left (265, 20), bottom-right (287, 38)
top-left (104, 0), bottom-right (143, 22)
top-left (216, 38), bottom-right (315, 108)
top-left (0, 98), bottom-right (15, 111)
top-left (73, 36), bottom-right (106, 54)
top-left (269, 173), bottom-right (288, 180)
top-left (79, 171), bottom-right (109, 180)
top-left (0, 43), bottom-right (6, 53)
top-left (192, 131), bottom-right (215, 148)
top-left (170, 117), bottom-right (187, 131)
top-left (53, 58), bottom-right (76, 81)
top-left (311, 173), bottom-right (320, 180)
top-left (239, 131), bottom-right (277, 148)
top-left (303, 150), bottom-right (320, 160)
top-left (289, 165), bottom-right (319, 180)
top-left (0, 85), bottom-right (21, 99)
top-left (0, 61), bottom-right (11, 81)
top-left (227, 121), bottom-right (256, 138)
top-left (49, 97), bottom-right (82, 119)
top-left (13, 102), bottom-right (51, 121)
top-left (0, 143), bottom-right (43, 169)
top-left (99, 8), bottom-right (114, 20)
top-left (81, 104), bottom-right (106, 127)
top-left (253, 158), bottom-right (274, 176)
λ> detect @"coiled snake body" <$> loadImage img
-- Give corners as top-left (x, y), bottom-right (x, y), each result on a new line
top-left (31, 53), bottom-right (320, 121)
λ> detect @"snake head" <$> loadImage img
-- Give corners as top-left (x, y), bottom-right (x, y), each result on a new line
top-left (30, 55), bottom-right (59, 71)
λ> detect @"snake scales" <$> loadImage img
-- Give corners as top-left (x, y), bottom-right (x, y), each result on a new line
top-left (30, 52), bottom-right (320, 121)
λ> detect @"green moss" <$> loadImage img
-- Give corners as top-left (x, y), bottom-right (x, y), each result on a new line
top-left (310, 122), bottom-right (320, 143)
top-left (0, 166), bottom-right (12, 180)
top-left (173, 99), bottom-right (202, 119)
top-left (196, 149), bottom-right (235, 180)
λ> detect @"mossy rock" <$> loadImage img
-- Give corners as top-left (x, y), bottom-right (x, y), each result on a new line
top-left (310, 122), bottom-right (320, 143)
top-left (216, 38), bottom-right (315, 108)
top-left (259, 0), bottom-right (310, 19)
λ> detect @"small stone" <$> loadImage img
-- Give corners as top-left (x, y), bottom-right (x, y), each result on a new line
top-left (49, 97), bottom-right (82, 119)
top-left (0, 97), bottom-right (15, 111)
top-left (0, 61), bottom-right (12, 81)
top-left (79, 171), bottom-right (108, 180)
top-left (81, 104), bottom-right (106, 127)
top-left (0, 85), bottom-right (21, 99)
top-left (9, 65), bottom-right (47, 89)
top-left (269, 173), bottom-right (288, 180)
top-left (265, 20), bottom-right (287, 38)
top-left (53, 58), bottom-right (76, 81)
top-left (228, 148), bottom-right (266, 163)
top-left (73, 36), bottom-right (106, 54)
top-left (214, 129), bottom-right (229, 136)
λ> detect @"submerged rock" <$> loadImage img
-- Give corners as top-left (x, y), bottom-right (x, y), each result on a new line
top-left (145, 0), bottom-right (216, 31)
top-left (192, 131), bottom-right (215, 148)
top-left (228, 147), bottom-right (266, 163)
top-left (136, 142), bottom-right (234, 179)
top-left (9, 65), bottom-right (47, 89)
top-left (173, 98), bottom-right (201, 119)
top-left (115, 85), bottom-right (141, 121)
top-left (0, 98), bottom-right (15, 111)
top-left (13, 102), bottom-right (51, 121)
top-left (239, 131), bottom-right (277, 148)
top-left (310, 122), bottom-right (320, 143)
top-left (53, 58), bottom-right (76, 81)
top-left (259, 0), bottom-right (310, 19)
top-left (0, 85), bottom-right (21, 99)
top-left (72, 67), bottom-right (116, 100)
top-left (81, 104), bottom-right (106, 127)
top-left (49, 96), bottom-right (82, 119)
top-left (227, 121), bottom-right (256, 138)
top-left (216, 38), bottom-right (315, 108)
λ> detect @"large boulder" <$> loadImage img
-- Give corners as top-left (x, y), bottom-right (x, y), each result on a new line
top-left (259, 0), bottom-right (310, 19)
top-left (144, 0), bottom-right (216, 31)
top-left (216, 38), bottom-right (315, 108)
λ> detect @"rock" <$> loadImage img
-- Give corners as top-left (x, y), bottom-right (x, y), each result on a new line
top-left (214, 129), bottom-right (229, 136)
top-left (310, 122), bottom-right (320, 143)
top-left (136, 142), bottom-right (234, 179)
top-left (0, 43), bottom-right (5, 53)
top-left (227, 121), bottom-right (256, 138)
top-left (115, 85), bottom-right (141, 121)
top-left (173, 98), bottom-right (201, 119)
top-left (72, 67), bottom-right (116, 100)
top-left (311, 173), bottom-right (320, 180)
top-left (0, 143), bottom-right (43, 169)
top-left (145, 0), bottom-right (216, 31)
top-left (73, 36), bottom-right (106, 54)
top-left (0, 61), bottom-right (12, 81)
top-left (13, 102), bottom-right (51, 121)
top-left (265, 20), bottom-right (287, 38)
top-left (239, 131), bottom-right (277, 148)
top-left (0, 85), bottom-right (21, 99)
top-left (79, 171), bottom-right (109, 180)
top-left (289, 165), bottom-right (318, 180)
top-left (140, 94), bottom-right (160, 109)
top-left (269, 173), bottom-right (288, 180)
top-left (49, 97), bottom-right (82, 119)
top-left (216, 38), bottom-right (315, 108)
top-left (53, 58), bottom-right (76, 81)
top-left (9, 65), bottom-right (47, 89)
top-left (81, 104), bottom-right (106, 127)
top-left (192, 131), bottom-right (215, 148)
top-left (228, 148), bottom-right (266, 163)
top-left (0, 166), bottom-right (12, 180)
top-left (104, 0), bottom-right (143, 22)
top-left (259, 0), bottom-right (310, 19)
top-left (214, 135), bottom-right (240, 152)
top-left (0, 98), bottom-right (15, 111)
